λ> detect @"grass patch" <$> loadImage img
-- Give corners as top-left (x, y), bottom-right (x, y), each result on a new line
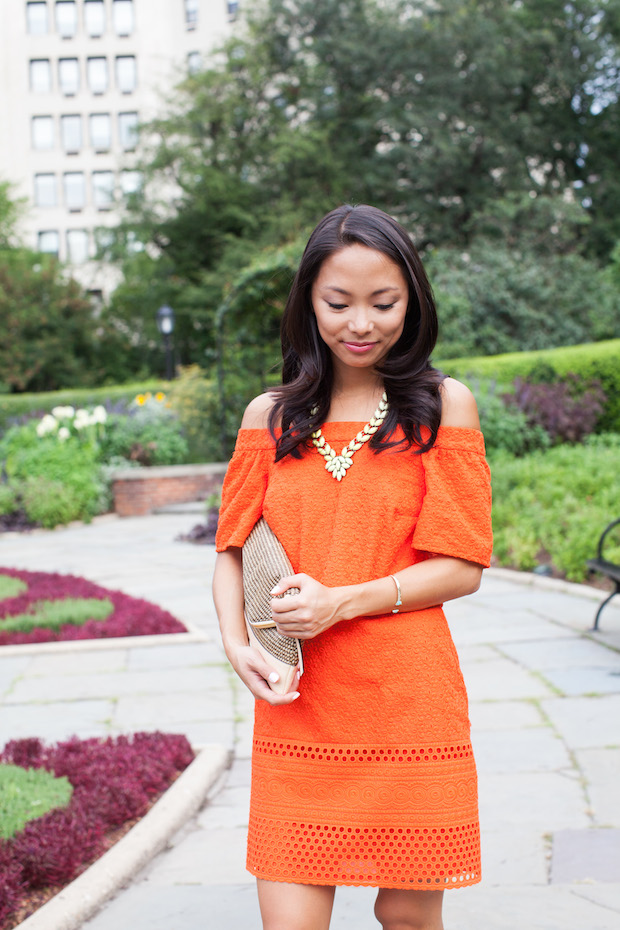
top-left (0, 597), bottom-right (114, 633)
top-left (0, 764), bottom-right (72, 839)
top-left (0, 575), bottom-right (27, 600)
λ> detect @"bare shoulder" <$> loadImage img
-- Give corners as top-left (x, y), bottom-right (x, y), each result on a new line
top-left (439, 378), bottom-right (481, 429)
top-left (240, 392), bottom-right (277, 430)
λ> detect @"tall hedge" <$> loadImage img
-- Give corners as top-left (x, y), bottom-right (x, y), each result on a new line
top-left (439, 340), bottom-right (620, 432)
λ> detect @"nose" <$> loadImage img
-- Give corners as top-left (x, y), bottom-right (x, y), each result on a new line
top-left (348, 306), bottom-right (374, 335)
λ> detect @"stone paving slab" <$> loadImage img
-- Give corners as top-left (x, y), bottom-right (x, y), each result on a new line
top-left (541, 694), bottom-right (620, 748)
top-left (468, 699), bottom-right (545, 731)
top-left (0, 698), bottom-right (114, 743)
top-left (443, 883), bottom-right (620, 930)
top-left (5, 666), bottom-right (225, 703)
top-left (477, 772), bottom-right (590, 831)
top-left (575, 748), bottom-right (620, 826)
top-left (461, 655), bottom-right (556, 701)
top-left (499, 636), bottom-right (620, 671)
top-left (473, 727), bottom-right (571, 774)
top-left (541, 665), bottom-right (620, 696)
top-left (551, 829), bottom-right (620, 883)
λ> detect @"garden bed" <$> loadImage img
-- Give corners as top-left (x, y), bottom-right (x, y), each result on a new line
top-left (0, 733), bottom-right (194, 928)
top-left (0, 568), bottom-right (186, 646)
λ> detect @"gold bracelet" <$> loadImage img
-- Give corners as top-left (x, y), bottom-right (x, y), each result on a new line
top-left (390, 574), bottom-right (402, 614)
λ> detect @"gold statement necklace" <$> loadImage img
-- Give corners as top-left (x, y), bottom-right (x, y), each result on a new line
top-left (310, 392), bottom-right (388, 481)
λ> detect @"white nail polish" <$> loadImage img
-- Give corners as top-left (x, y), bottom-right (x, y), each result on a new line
top-left (268, 672), bottom-right (279, 683)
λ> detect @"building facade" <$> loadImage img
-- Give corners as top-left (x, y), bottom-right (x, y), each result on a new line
top-left (0, 0), bottom-right (237, 293)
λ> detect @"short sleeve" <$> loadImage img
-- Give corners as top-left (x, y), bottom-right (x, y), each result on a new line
top-left (215, 430), bottom-right (274, 552)
top-left (411, 427), bottom-right (493, 567)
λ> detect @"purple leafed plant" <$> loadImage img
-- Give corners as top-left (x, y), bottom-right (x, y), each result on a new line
top-left (0, 733), bottom-right (194, 925)
top-left (0, 568), bottom-right (186, 646)
top-left (503, 374), bottom-right (607, 445)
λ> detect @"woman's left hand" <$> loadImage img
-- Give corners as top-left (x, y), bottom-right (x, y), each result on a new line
top-left (270, 574), bottom-right (342, 640)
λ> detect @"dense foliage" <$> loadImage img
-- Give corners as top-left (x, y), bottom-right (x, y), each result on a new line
top-left (442, 339), bottom-right (620, 432)
top-left (490, 435), bottom-right (620, 581)
top-left (0, 394), bottom-right (193, 527)
top-left (0, 734), bottom-right (194, 926)
top-left (98, 0), bottom-right (620, 384)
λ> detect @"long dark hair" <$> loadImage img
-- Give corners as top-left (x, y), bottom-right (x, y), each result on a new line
top-left (268, 204), bottom-right (445, 460)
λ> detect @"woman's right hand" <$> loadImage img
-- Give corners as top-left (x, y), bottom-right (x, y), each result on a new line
top-left (230, 644), bottom-right (301, 705)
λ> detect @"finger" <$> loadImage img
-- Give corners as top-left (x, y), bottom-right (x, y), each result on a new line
top-left (269, 574), bottom-right (305, 597)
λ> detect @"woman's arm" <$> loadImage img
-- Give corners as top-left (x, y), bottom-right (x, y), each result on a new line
top-left (213, 544), bottom-right (301, 706)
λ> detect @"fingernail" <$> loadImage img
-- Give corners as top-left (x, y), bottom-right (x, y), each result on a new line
top-left (268, 672), bottom-right (279, 683)
top-left (269, 588), bottom-right (278, 596)
top-left (296, 670), bottom-right (301, 681)
top-left (291, 692), bottom-right (300, 700)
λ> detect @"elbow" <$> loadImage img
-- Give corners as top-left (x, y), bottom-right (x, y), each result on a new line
top-left (461, 561), bottom-right (483, 596)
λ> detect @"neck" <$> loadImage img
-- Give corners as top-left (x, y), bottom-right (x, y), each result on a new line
top-left (328, 366), bottom-right (386, 421)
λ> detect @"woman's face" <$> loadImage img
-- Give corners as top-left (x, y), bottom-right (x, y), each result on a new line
top-left (310, 244), bottom-right (409, 375)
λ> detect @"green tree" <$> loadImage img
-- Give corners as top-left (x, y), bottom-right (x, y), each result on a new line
top-left (103, 0), bottom-right (620, 376)
top-left (0, 250), bottom-right (99, 392)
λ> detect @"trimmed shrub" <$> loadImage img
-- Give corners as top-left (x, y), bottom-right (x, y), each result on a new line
top-left (490, 435), bottom-right (620, 581)
top-left (440, 339), bottom-right (620, 432)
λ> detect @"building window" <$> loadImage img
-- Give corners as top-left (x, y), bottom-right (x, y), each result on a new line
top-left (115, 56), bottom-right (136, 93)
top-left (58, 58), bottom-right (80, 95)
top-left (84, 0), bottom-right (105, 36)
top-left (63, 171), bottom-right (86, 210)
top-left (89, 113), bottom-right (111, 151)
top-left (187, 51), bottom-right (201, 74)
top-left (29, 59), bottom-right (52, 93)
top-left (32, 115), bottom-right (54, 149)
top-left (61, 114), bottom-right (82, 153)
top-left (112, 0), bottom-right (134, 36)
top-left (185, 0), bottom-right (198, 29)
top-left (37, 230), bottom-right (60, 255)
top-left (87, 57), bottom-right (108, 94)
top-left (92, 171), bottom-right (115, 209)
top-left (228, 1), bottom-right (239, 19)
top-left (120, 170), bottom-right (142, 196)
top-left (55, 1), bottom-right (77, 38)
top-left (34, 174), bottom-right (57, 207)
top-left (26, 2), bottom-right (49, 35)
top-left (118, 111), bottom-right (138, 150)
top-left (66, 229), bottom-right (90, 263)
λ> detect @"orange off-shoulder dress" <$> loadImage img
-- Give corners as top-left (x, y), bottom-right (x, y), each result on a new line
top-left (216, 423), bottom-right (492, 890)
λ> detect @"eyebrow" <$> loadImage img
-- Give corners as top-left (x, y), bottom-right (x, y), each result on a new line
top-left (321, 286), bottom-right (401, 296)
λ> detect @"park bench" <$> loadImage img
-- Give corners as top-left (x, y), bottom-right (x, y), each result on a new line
top-left (587, 517), bottom-right (620, 631)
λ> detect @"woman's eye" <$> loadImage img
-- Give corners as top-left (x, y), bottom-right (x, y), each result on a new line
top-left (376, 303), bottom-right (395, 311)
top-left (327, 302), bottom-right (347, 310)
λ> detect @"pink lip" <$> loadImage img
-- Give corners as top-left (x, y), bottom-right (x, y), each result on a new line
top-left (342, 342), bottom-right (377, 354)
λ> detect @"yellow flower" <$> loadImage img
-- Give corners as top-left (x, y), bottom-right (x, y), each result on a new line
top-left (135, 394), bottom-right (146, 405)
top-left (155, 392), bottom-right (166, 402)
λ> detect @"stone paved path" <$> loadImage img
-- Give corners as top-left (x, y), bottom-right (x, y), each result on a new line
top-left (1, 512), bottom-right (619, 929)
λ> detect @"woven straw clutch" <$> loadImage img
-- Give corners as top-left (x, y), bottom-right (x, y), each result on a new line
top-left (242, 517), bottom-right (303, 694)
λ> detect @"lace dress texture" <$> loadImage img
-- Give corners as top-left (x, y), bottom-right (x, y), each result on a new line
top-left (215, 424), bottom-right (493, 890)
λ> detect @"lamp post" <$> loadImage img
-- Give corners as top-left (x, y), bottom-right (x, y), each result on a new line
top-left (156, 304), bottom-right (175, 380)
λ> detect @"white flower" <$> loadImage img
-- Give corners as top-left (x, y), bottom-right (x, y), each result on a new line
top-left (58, 427), bottom-right (70, 441)
top-left (92, 405), bottom-right (107, 424)
top-left (36, 414), bottom-right (58, 437)
top-left (51, 405), bottom-right (75, 420)
top-left (73, 408), bottom-right (92, 430)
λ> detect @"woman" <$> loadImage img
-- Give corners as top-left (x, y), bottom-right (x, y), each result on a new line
top-left (213, 204), bottom-right (492, 930)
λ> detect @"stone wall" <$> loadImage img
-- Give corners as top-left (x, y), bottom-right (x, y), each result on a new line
top-left (112, 463), bottom-right (227, 517)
